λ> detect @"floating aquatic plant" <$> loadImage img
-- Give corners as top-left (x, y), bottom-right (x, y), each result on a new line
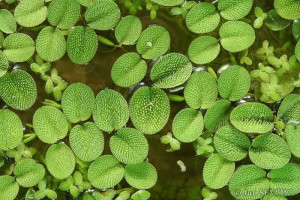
top-left (0, 0), bottom-right (299, 199)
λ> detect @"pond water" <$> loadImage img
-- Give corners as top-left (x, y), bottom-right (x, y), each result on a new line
top-left (1, 0), bottom-right (300, 199)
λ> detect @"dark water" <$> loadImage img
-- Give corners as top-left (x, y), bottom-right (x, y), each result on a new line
top-left (1, 0), bottom-right (300, 200)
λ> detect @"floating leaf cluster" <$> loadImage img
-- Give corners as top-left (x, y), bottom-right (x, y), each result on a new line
top-left (0, 0), bottom-right (300, 200)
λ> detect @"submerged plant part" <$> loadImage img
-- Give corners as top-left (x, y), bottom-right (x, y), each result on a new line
top-left (0, 0), bottom-right (300, 200)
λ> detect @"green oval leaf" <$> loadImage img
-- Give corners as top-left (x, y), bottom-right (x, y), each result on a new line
top-left (203, 154), bottom-right (235, 189)
top-left (85, 0), bottom-right (120, 30)
top-left (115, 15), bottom-right (142, 45)
top-left (136, 26), bottom-right (170, 60)
top-left (218, 65), bottom-right (251, 101)
top-left (296, 40), bottom-right (300, 62)
top-left (188, 36), bottom-right (220, 65)
top-left (93, 89), bottom-right (129, 132)
top-left (14, 159), bottom-right (45, 187)
top-left (0, 50), bottom-right (9, 77)
top-left (0, 109), bottom-right (23, 150)
top-left (33, 106), bottom-right (69, 144)
top-left (274, 0), bottom-right (300, 20)
top-left (14, 0), bottom-right (47, 27)
top-left (285, 124), bottom-right (300, 158)
top-left (67, 26), bottom-right (98, 65)
top-left (249, 133), bottom-right (291, 169)
top-left (269, 163), bottom-right (300, 196)
top-left (88, 155), bottom-right (124, 189)
top-left (265, 9), bottom-right (291, 31)
top-left (0, 70), bottom-right (37, 110)
top-left (3, 33), bottom-right (35, 62)
top-left (293, 20), bottom-right (300, 40)
top-left (214, 126), bottom-right (251, 161)
top-left (186, 2), bottom-right (220, 34)
top-left (46, 143), bottom-right (75, 179)
top-left (48, 0), bottom-right (80, 29)
top-left (0, 9), bottom-right (16, 34)
top-left (218, 0), bottom-right (253, 20)
top-left (36, 26), bottom-right (66, 62)
top-left (129, 86), bottom-right (170, 135)
top-left (111, 53), bottom-right (147, 87)
top-left (204, 99), bottom-right (233, 132)
top-left (172, 108), bottom-right (203, 143)
top-left (229, 165), bottom-right (269, 200)
top-left (125, 162), bottom-right (157, 190)
top-left (230, 102), bottom-right (274, 134)
top-left (62, 83), bottom-right (95, 123)
top-left (110, 128), bottom-right (149, 164)
top-left (150, 53), bottom-right (192, 88)
top-left (69, 122), bottom-right (104, 162)
top-left (277, 94), bottom-right (300, 124)
top-left (219, 21), bottom-right (255, 52)
top-left (151, 0), bottom-right (183, 6)
top-left (0, 175), bottom-right (19, 200)
top-left (184, 71), bottom-right (218, 109)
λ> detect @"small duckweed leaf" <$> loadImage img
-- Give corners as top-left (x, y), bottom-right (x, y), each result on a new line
top-left (230, 102), bottom-right (274, 134)
top-left (85, 0), bottom-right (120, 30)
top-left (136, 26), bottom-right (170, 60)
top-left (48, 0), bottom-right (80, 30)
top-left (67, 26), bottom-right (98, 65)
top-left (0, 50), bottom-right (9, 77)
top-left (93, 89), bottom-right (129, 132)
top-left (88, 155), bottom-right (124, 189)
top-left (277, 94), bottom-right (300, 124)
top-left (186, 2), bottom-right (220, 34)
top-left (274, 0), bottom-right (300, 20)
top-left (219, 21), bottom-right (255, 52)
top-left (214, 126), bottom-right (251, 161)
top-left (296, 40), bottom-right (300, 61)
top-left (203, 154), bottom-right (235, 189)
top-left (110, 128), bottom-right (149, 164)
top-left (45, 143), bottom-right (75, 180)
top-left (111, 53), bottom-right (147, 87)
top-left (62, 83), bottom-right (95, 123)
top-left (218, 0), bottom-right (253, 20)
top-left (293, 20), bottom-right (300, 40)
top-left (0, 70), bottom-right (37, 110)
top-left (70, 122), bottom-right (104, 162)
top-left (77, 0), bottom-right (98, 7)
top-left (285, 124), bottom-right (300, 158)
top-left (131, 190), bottom-right (151, 200)
top-left (229, 165), bottom-right (269, 200)
top-left (33, 106), bottom-right (69, 144)
top-left (0, 175), bottom-right (19, 200)
top-left (0, 9), bottom-right (16, 33)
top-left (188, 36), bottom-right (220, 65)
top-left (172, 108), bottom-right (203, 143)
top-left (204, 99), bottom-right (233, 132)
top-left (151, 0), bottom-right (183, 6)
top-left (14, 159), bottom-right (45, 188)
top-left (265, 9), bottom-right (291, 31)
top-left (150, 53), bottom-right (192, 88)
top-left (263, 196), bottom-right (287, 200)
top-left (115, 15), bottom-right (142, 45)
top-left (129, 87), bottom-right (170, 135)
top-left (0, 109), bottom-right (23, 150)
top-left (269, 163), bottom-right (300, 196)
top-left (184, 71), bottom-right (218, 109)
top-left (36, 26), bottom-right (66, 62)
top-left (125, 162), bottom-right (157, 190)
top-left (249, 133), bottom-right (291, 169)
top-left (3, 33), bottom-right (35, 62)
top-left (218, 65), bottom-right (251, 101)
top-left (14, 0), bottom-right (47, 27)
